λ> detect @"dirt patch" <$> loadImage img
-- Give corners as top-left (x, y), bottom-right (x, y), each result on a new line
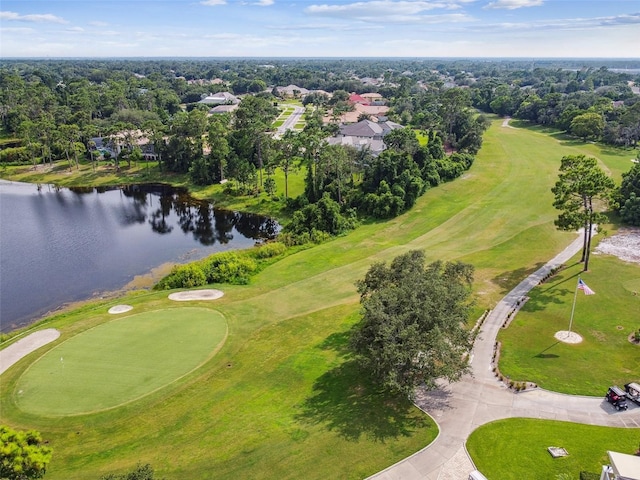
top-left (594, 228), bottom-right (640, 265)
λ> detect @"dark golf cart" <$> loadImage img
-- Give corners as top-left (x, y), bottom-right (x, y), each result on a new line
top-left (624, 382), bottom-right (640, 406)
top-left (606, 386), bottom-right (628, 411)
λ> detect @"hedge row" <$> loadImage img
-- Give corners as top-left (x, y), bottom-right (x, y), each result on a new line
top-left (154, 242), bottom-right (287, 290)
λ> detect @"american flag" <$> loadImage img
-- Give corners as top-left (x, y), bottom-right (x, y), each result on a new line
top-left (577, 278), bottom-right (595, 295)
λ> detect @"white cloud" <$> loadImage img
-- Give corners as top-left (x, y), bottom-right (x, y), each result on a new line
top-left (0, 10), bottom-right (67, 23)
top-left (0, 26), bottom-right (34, 34)
top-left (200, 0), bottom-right (226, 5)
top-left (254, 0), bottom-right (275, 5)
top-left (267, 22), bottom-right (383, 31)
top-left (474, 12), bottom-right (640, 32)
top-left (66, 26), bottom-right (85, 33)
top-left (484, 0), bottom-right (543, 10)
top-left (307, 0), bottom-right (467, 17)
top-left (599, 12), bottom-right (640, 26)
top-left (306, 1), bottom-right (476, 24)
top-left (89, 21), bottom-right (109, 27)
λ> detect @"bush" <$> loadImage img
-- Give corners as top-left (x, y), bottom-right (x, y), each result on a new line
top-left (579, 472), bottom-right (600, 480)
top-left (0, 146), bottom-right (30, 164)
top-left (155, 264), bottom-right (206, 290)
top-left (252, 242), bottom-right (286, 259)
top-left (201, 252), bottom-right (257, 285)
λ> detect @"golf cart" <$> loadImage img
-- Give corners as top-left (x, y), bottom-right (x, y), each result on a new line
top-left (605, 386), bottom-right (628, 411)
top-left (624, 382), bottom-right (640, 406)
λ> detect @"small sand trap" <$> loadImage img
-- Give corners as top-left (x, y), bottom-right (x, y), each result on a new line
top-left (0, 329), bottom-right (60, 375)
top-left (555, 330), bottom-right (583, 344)
top-left (168, 289), bottom-right (224, 301)
top-left (108, 305), bottom-right (133, 314)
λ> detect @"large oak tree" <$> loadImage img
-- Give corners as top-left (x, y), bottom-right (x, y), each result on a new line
top-left (350, 250), bottom-right (474, 398)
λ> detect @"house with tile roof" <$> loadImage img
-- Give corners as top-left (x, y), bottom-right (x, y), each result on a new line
top-left (276, 85), bottom-right (309, 98)
top-left (326, 119), bottom-right (402, 156)
top-left (349, 93), bottom-right (369, 105)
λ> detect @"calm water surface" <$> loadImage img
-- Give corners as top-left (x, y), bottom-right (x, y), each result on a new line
top-left (0, 181), bottom-right (278, 332)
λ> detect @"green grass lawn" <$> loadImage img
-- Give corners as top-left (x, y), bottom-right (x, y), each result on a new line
top-left (1, 117), bottom-right (638, 478)
top-left (467, 418), bottom-right (640, 479)
top-left (14, 308), bottom-right (227, 416)
top-left (498, 254), bottom-right (640, 395)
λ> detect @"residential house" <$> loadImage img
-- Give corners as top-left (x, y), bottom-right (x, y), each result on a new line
top-left (326, 119), bottom-right (402, 156)
top-left (209, 104), bottom-right (239, 114)
top-left (326, 102), bottom-right (390, 124)
top-left (276, 84), bottom-right (309, 98)
top-left (198, 92), bottom-right (239, 105)
top-left (91, 130), bottom-right (159, 162)
top-left (361, 92), bottom-right (385, 105)
top-left (349, 93), bottom-right (369, 106)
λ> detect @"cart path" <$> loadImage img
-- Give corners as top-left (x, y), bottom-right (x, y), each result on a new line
top-left (0, 329), bottom-right (60, 375)
top-left (369, 230), bottom-right (640, 480)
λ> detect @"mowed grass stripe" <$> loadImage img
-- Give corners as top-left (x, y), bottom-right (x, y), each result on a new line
top-left (2, 120), bottom-right (636, 479)
top-left (15, 308), bottom-right (227, 415)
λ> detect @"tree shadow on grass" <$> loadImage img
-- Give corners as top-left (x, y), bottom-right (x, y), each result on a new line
top-left (296, 359), bottom-right (432, 442)
top-left (492, 263), bottom-right (545, 295)
top-left (521, 287), bottom-right (572, 312)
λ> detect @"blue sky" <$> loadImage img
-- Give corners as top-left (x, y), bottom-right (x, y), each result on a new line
top-left (1, 0), bottom-right (639, 58)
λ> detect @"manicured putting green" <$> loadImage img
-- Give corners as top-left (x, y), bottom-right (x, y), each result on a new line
top-left (15, 308), bottom-right (226, 416)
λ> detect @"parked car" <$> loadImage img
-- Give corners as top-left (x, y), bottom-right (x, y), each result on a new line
top-left (624, 382), bottom-right (640, 406)
top-left (606, 386), bottom-right (628, 411)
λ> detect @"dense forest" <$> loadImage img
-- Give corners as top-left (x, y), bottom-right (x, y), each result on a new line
top-left (1, 58), bottom-right (639, 237)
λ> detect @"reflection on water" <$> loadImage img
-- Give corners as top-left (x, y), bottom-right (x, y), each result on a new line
top-left (0, 181), bottom-right (279, 332)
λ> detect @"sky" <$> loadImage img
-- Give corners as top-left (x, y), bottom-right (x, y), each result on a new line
top-left (1, 0), bottom-right (639, 58)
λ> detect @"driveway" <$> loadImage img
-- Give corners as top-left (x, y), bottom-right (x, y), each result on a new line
top-left (276, 105), bottom-right (305, 137)
top-left (370, 231), bottom-right (640, 479)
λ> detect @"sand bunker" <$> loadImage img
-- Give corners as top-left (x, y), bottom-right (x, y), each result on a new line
top-left (168, 289), bottom-right (224, 301)
top-left (595, 228), bottom-right (640, 265)
top-left (108, 305), bottom-right (133, 314)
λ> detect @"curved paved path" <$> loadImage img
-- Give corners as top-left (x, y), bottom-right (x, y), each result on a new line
top-left (370, 231), bottom-right (640, 480)
top-left (0, 328), bottom-right (60, 375)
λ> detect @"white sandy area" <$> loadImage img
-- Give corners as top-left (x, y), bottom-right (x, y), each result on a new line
top-left (554, 330), bottom-right (583, 344)
top-left (108, 304), bottom-right (133, 314)
top-left (594, 228), bottom-right (640, 264)
top-left (0, 328), bottom-right (60, 375)
top-left (168, 289), bottom-right (224, 301)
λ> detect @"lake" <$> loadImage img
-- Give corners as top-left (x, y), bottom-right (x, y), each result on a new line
top-left (0, 181), bottom-right (279, 332)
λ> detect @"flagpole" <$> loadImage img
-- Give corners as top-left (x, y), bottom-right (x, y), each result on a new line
top-left (568, 277), bottom-right (580, 334)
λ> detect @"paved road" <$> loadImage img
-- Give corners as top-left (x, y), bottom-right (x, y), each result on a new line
top-left (276, 105), bottom-right (305, 137)
top-left (369, 231), bottom-right (640, 480)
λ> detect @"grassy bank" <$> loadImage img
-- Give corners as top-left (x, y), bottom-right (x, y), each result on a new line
top-left (1, 117), bottom-right (638, 478)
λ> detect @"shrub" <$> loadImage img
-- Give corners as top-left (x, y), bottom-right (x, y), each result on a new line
top-left (252, 242), bottom-right (286, 259)
top-left (0, 146), bottom-right (30, 164)
top-left (201, 252), bottom-right (258, 284)
top-left (579, 472), bottom-right (600, 480)
top-left (155, 264), bottom-right (206, 290)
